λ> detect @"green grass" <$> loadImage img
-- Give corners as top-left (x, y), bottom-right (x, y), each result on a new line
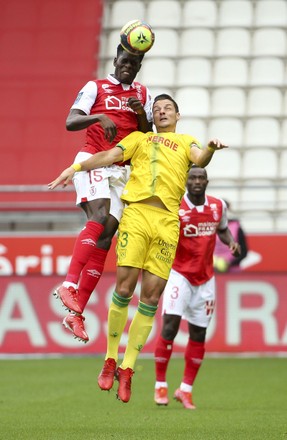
top-left (0, 357), bottom-right (286, 440)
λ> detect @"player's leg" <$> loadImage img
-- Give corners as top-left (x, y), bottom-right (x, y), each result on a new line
top-left (154, 269), bottom-right (189, 405)
top-left (97, 265), bottom-right (139, 392)
top-left (116, 205), bottom-right (179, 402)
top-left (117, 269), bottom-right (166, 403)
top-left (77, 165), bottom-right (127, 312)
top-left (77, 215), bottom-right (119, 312)
top-left (175, 277), bottom-right (215, 409)
top-left (55, 159), bottom-right (111, 315)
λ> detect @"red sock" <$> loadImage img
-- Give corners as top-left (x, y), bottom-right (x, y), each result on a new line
top-left (183, 339), bottom-right (205, 386)
top-left (66, 221), bottom-right (104, 284)
top-left (154, 335), bottom-right (174, 382)
top-left (77, 247), bottom-right (108, 311)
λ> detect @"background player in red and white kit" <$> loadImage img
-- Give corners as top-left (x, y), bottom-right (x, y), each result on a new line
top-left (54, 44), bottom-right (153, 342)
top-left (154, 166), bottom-right (241, 409)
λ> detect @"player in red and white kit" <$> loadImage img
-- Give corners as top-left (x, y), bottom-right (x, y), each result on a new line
top-left (53, 44), bottom-right (153, 342)
top-left (154, 166), bottom-right (241, 409)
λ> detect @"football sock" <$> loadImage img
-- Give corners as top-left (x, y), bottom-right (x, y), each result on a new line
top-left (120, 301), bottom-right (158, 370)
top-left (65, 221), bottom-right (104, 284)
top-left (182, 339), bottom-right (205, 386)
top-left (77, 247), bottom-right (108, 310)
top-left (154, 335), bottom-right (174, 382)
top-left (105, 292), bottom-right (133, 362)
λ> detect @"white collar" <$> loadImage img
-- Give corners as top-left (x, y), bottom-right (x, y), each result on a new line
top-left (107, 74), bottom-right (135, 88)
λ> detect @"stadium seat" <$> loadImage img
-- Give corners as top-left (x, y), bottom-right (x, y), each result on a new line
top-left (241, 150), bottom-right (278, 180)
top-left (252, 29), bottom-right (286, 56)
top-left (213, 58), bottom-right (248, 86)
top-left (207, 180), bottom-right (240, 206)
top-left (279, 150), bottom-right (287, 180)
top-left (176, 118), bottom-right (207, 144)
top-left (146, 1), bottom-right (181, 27)
top-left (277, 186), bottom-right (287, 210)
top-left (177, 58), bottom-right (212, 87)
top-left (276, 212), bottom-right (287, 232)
top-left (247, 88), bottom-right (282, 117)
top-left (146, 29), bottom-right (178, 57)
top-left (139, 59), bottom-right (176, 87)
top-left (281, 120), bottom-right (287, 152)
top-left (218, 1), bottom-right (253, 26)
top-left (240, 179), bottom-right (278, 210)
top-left (245, 118), bottom-right (280, 147)
top-left (207, 118), bottom-right (244, 148)
top-left (108, 2), bottom-right (145, 27)
top-left (249, 58), bottom-right (285, 86)
top-left (182, 1), bottom-right (217, 27)
top-left (255, 0), bottom-right (287, 27)
top-left (204, 149), bottom-right (242, 180)
top-left (216, 29), bottom-right (251, 56)
top-left (148, 87), bottom-right (173, 99)
top-left (175, 88), bottom-right (210, 117)
top-left (105, 30), bottom-right (121, 57)
top-left (211, 88), bottom-right (246, 117)
top-left (240, 211), bottom-right (275, 233)
top-left (179, 29), bottom-right (215, 56)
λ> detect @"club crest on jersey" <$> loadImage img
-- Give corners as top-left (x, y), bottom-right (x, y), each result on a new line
top-left (135, 84), bottom-right (143, 99)
top-left (90, 186), bottom-right (97, 196)
top-left (210, 203), bottom-right (219, 221)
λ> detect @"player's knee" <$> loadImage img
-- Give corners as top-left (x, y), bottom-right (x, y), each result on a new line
top-left (189, 324), bottom-right (206, 343)
top-left (162, 324), bottom-right (177, 341)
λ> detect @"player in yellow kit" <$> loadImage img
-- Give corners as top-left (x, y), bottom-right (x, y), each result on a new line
top-left (48, 94), bottom-right (228, 403)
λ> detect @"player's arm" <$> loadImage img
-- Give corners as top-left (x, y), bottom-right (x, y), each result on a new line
top-left (48, 146), bottom-right (124, 189)
top-left (217, 227), bottom-right (241, 257)
top-left (190, 139), bottom-right (228, 167)
top-left (66, 109), bottom-right (117, 142)
top-left (128, 97), bottom-right (153, 132)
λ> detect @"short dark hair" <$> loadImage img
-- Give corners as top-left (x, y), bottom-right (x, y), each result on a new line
top-left (153, 94), bottom-right (179, 113)
top-left (190, 164), bottom-right (208, 178)
top-left (116, 44), bottom-right (145, 62)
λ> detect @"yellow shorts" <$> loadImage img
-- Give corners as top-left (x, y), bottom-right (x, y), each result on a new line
top-left (116, 203), bottom-right (179, 280)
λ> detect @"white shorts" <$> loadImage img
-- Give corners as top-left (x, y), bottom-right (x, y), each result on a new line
top-left (161, 268), bottom-right (216, 328)
top-left (72, 152), bottom-right (128, 222)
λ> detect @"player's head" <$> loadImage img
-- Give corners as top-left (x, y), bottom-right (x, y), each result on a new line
top-left (186, 166), bottom-right (209, 200)
top-left (153, 94), bottom-right (179, 112)
top-left (113, 44), bottom-right (144, 84)
top-left (152, 94), bottom-right (180, 132)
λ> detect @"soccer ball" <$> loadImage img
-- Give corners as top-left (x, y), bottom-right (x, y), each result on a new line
top-left (120, 19), bottom-right (155, 55)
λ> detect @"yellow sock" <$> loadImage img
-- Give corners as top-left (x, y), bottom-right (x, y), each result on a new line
top-left (120, 301), bottom-right (158, 370)
top-left (105, 292), bottom-right (132, 362)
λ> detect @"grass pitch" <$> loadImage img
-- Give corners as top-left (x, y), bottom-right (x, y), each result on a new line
top-left (0, 356), bottom-right (286, 440)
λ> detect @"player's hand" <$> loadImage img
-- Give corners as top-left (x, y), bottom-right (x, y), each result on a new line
top-left (48, 167), bottom-right (76, 190)
top-left (97, 115), bottom-right (117, 142)
top-left (208, 139), bottom-right (229, 151)
top-left (229, 242), bottom-right (241, 257)
top-left (128, 97), bottom-right (145, 115)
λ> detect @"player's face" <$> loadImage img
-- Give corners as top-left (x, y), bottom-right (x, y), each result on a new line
top-left (113, 52), bottom-right (142, 84)
top-left (186, 168), bottom-right (208, 196)
top-left (153, 99), bottom-right (180, 131)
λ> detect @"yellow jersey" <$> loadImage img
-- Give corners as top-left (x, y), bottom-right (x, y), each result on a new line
top-left (117, 131), bottom-right (202, 215)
